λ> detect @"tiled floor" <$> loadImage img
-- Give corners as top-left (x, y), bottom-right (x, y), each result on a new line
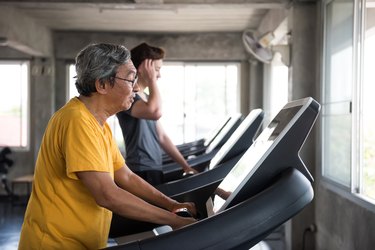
top-left (0, 196), bottom-right (117, 249)
top-left (0, 196), bottom-right (27, 250)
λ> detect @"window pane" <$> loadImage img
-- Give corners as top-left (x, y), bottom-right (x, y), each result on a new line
top-left (323, 108), bottom-right (352, 185)
top-left (0, 62), bottom-right (29, 148)
top-left (322, 0), bottom-right (353, 187)
top-left (68, 64), bottom-right (79, 100)
top-left (361, 3), bottom-right (375, 199)
top-left (158, 64), bottom-right (185, 143)
top-left (187, 65), bottom-right (228, 141)
top-left (265, 53), bottom-right (289, 124)
top-left (159, 63), bottom-right (239, 144)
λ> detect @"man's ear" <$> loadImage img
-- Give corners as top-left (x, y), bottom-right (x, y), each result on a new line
top-left (95, 79), bottom-right (108, 94)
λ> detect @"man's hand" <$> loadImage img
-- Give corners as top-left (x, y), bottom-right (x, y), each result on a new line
top-left (171, 201), bottom-right (197, 218)
top-left (184, 166), bottom-right (199, 175)
top-left (138, 59), bottom-right (157, 85)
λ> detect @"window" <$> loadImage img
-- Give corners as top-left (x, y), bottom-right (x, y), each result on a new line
top-left (158, 62), bottom-right (240, 144)
top-left (263, 53), bottom-right (289, 126)
top-left (0, 61), bottom-right (29, 149)
top-left (322, 0), bottom-right (375, 202)
top-left (68, 62), bottom-right (239, 149)
top-left (322, 0), bottom-right (353, 188)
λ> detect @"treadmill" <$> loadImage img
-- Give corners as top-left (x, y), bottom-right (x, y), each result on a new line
top-left (109, 109), bottom-right (264, 238)
top-left (106, 97), bottom-right (320, 249)
top-left (162, 114), bottom-right (233, 164)
top-left (162, 112), bottom-right (244, 182)
top-left (162, 108), bottom-right (264, 184)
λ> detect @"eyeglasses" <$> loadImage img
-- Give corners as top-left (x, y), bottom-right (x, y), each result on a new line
top-left (114, 74), bottom-right (138, 88)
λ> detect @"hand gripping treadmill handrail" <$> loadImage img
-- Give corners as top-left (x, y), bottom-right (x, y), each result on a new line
top-left (105, 97), bottom-right (320, 249)
top-left (108, 156), bottom-right (243, 238)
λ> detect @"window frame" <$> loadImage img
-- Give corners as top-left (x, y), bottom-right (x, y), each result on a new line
top-left (321, 0), bottom-right (375, 209)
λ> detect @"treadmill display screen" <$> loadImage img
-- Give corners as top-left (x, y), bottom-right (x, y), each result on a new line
top-left (212, 104), bottom-right (304, 213)
top-left (205, 113), bottom-right (242, 153)
top-left (203, 115), bottom-right (231, 147)
top-left (209, 109), bottom-right (262, 170)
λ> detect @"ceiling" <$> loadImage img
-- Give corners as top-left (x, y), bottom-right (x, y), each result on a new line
top-left (0, 0), bottom-right (291, 33)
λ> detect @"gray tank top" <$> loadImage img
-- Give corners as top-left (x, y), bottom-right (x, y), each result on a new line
top-left (116, 94), bottom-right (162, 172)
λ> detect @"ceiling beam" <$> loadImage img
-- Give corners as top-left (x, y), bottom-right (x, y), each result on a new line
top-left (0, 6), bottom-right (52, 56)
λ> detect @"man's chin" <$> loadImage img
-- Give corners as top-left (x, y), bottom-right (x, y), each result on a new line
top-left (124, 102), bottom-right (132, 111)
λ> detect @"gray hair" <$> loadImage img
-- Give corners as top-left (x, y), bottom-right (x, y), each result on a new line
top-left (75, 43), bottom-right (131, 96)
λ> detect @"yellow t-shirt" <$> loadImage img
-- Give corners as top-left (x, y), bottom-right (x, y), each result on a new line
top-left (18, 97), bottom-right (125, 250)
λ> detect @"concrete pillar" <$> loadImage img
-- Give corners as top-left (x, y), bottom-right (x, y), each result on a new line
top-left (289, 2), bottom-right (318, 250)
top-left (249, 60), bottom-right (264, 111)
top-left (30, 58), bottom-right (55, 161)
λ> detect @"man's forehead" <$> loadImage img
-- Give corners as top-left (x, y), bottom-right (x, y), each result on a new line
top-left (122, 61), bottom-right (136, 72)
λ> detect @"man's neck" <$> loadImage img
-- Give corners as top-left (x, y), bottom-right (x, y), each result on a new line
top-left (78, 95), bottom-right (108, 126)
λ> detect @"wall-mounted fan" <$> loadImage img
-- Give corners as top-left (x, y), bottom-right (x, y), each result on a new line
top-left (242, 29), bottom-right (290, 66)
